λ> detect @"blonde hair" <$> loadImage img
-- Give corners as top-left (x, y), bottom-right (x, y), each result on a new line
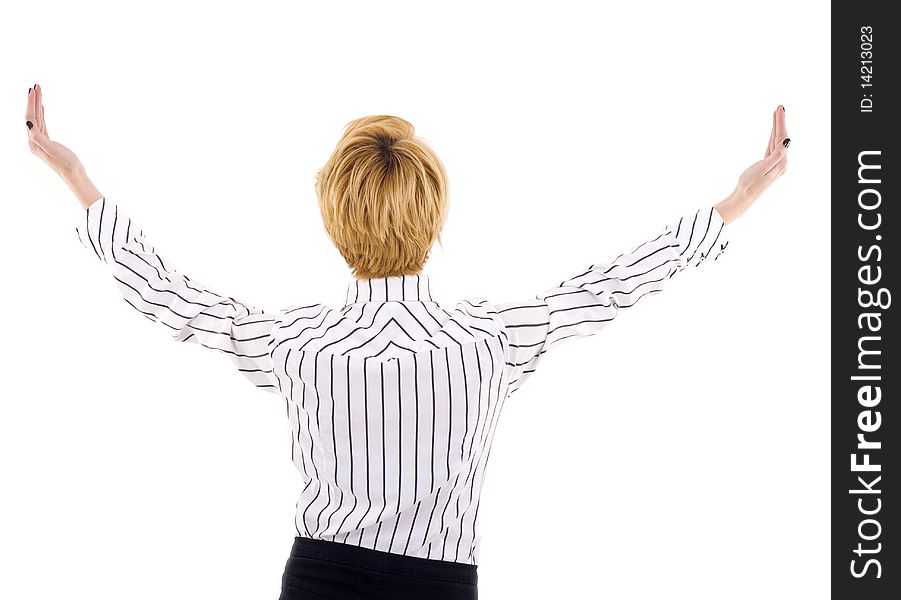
top-left (315, 115), bottom-right (449, 280)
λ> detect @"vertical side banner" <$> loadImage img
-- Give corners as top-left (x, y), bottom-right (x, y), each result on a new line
top-left (833, 3), bottom-right (897, 598)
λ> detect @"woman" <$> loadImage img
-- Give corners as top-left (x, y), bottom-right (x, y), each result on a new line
top-left (25, 83), bottom-right (788, 600)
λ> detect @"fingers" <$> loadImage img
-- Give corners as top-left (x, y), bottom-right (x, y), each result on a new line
top-left (765, 107), bottom-right (777, 157)
top-left (25, 82), bottom-right (47, 136)
top-left (25, 85), bottom-right (36, 130)
top-left (775, 104), bottom-right (788, 146)
top-left (761, 105), bottom-right (789, 173)
top-left (764, 105), bottom-right (789, 157)
top-left (34, 83), bottom-right (46, 134)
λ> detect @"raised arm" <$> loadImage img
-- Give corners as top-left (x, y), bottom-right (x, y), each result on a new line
top-left (497, 205), bottom-right (729, 395)
top-left (73, 196), bottom-right (282, 395)
top-left (25, 83), bottom-right (281, 396)
top-left (496, 105), bottom-right (790, 395)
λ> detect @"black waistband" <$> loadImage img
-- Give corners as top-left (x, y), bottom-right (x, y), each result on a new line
top-left (289, 536), bottom-right (478, 584)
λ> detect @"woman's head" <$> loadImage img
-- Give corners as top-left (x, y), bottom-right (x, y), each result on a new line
top-left (315, 115), bottom-right (448, 280)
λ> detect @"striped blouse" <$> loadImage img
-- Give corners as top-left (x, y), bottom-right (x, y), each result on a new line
top-left (75, 196), bottom-right (729, 565)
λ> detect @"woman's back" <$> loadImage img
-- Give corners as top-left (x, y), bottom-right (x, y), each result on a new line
top-left (270, 274), bottom-right (508, 564)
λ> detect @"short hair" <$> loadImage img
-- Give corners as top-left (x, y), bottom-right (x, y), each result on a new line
top-left (315, 115), bottom-right (449, 280)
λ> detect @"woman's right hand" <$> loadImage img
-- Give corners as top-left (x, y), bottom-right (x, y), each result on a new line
top-left (715, 105), bottom-right (789, 225)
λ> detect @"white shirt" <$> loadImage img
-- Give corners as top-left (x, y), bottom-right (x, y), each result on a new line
top-left (75, 196), bottom-right (729, 565)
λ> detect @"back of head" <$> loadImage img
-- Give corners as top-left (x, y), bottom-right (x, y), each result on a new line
top-left (315, 115), bottom-right (449, 280)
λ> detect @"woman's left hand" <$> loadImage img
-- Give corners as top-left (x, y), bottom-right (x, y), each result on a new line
top-left (26, 83), bottom-right (85, 178)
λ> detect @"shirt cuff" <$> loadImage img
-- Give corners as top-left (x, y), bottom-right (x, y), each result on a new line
top-left (671, 205), bottom-right (730, 268)
top-left (74, 195), bottom-right (144, 265)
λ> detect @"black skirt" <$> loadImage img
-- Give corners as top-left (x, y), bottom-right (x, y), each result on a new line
top-left (279, 536), bottom-right (479, 600)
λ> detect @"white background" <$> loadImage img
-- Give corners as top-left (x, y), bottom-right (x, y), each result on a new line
top-left (0, 1), bottom-right (829, 598)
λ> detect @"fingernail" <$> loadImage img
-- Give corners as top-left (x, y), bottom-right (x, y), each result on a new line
top-left (26, 121), bottom-right (33, 130)
top-left (28, 87), bottom-right (32, 94)
top-left (781, 106), bottom-right (785, 113)
top-left (782, 137), bottom-right (791, 148)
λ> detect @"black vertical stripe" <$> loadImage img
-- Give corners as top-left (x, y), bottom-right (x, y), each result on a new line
top-left (414, 354), bottom-right (420, 500)
top-left (452, 344), bottom-right (471, 560)
top-left (388, 358), bottom-right (403, 552)
top-left (686, 208), bottom-right (713, 264)
top-left (336, 356), bottom-right (357, 539)
top-left (312, 353), bottom-right (331, 536)
top-left (467, 500), bottom-right (481, 564)
top-left (429, 352), bottom-right (436, 494)
top-left (323, 353), bottom-right (344, 535)
top-left (436, 346), bottom-right (455, 560)
top-left (403, 503), bottom-right (421, 555)
top-left (287, 396), bottom-right (293, 464)
top-left (110, 204), bottom-right (119, 261)
top-left (456, 342), bottom-right (482, 561)
top-left (295, 406), bottom-right (306, 481)
top-left (96, 196), bottom-right (107, 262)
top-left (444, 347), bottom-right (452, 480)
top-left (294, 349), bottom-right (317, 481)
top-left (421, 351), bottom-right (440, 549)
top-left (355, 357), bottom-right (373, 544)
top-left (680, 210), bottom-right (699, 256)
top-left (459, 345), bottom-right (470, 461)
top-left (402, 354), bottom-right (421, 554)
top-left (298, 352), bottom-right (320, 537)
top-left (373, 361), bottom-right (387, 549)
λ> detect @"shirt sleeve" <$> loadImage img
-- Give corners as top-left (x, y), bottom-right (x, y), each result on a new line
top-left (495, 205), bottom-right (730, 396)
top-left (74, 195), bottom-right (282, 396)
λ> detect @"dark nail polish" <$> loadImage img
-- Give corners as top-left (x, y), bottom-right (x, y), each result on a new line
top-left (782, 138), bottom-right (791, 148)
top-left (782, 106), bottom-right (785, 112)
top-left (26, 120), bottom-right (33, 130)
top-left (28, 87), bottom-right (32, 94)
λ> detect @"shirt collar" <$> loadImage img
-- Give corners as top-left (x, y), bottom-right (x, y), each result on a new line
top-left (344, 273), bottom-right (435, 307)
